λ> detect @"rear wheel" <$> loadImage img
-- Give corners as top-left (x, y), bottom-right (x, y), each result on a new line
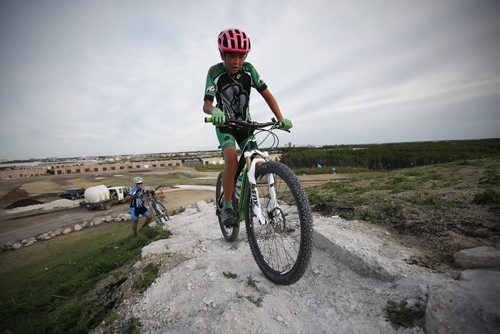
top-left (245, 162), bottom-right (313, 285)
top-left (216, 172), bottom-right (239, 241)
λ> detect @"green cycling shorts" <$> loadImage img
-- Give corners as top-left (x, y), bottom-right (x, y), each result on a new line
top-left (216, 126), bottom-right (257, 152)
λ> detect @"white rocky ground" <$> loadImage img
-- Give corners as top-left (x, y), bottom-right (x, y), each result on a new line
top-left (94, 201), bottom-right (499, 333)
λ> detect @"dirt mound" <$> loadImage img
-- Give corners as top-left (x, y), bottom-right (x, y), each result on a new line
top-left (5, 198), bottom-right (42, 209)
top-left (0, 188), bottom-right (30, 202)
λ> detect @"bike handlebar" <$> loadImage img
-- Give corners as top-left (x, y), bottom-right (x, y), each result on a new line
top-left (204, 117), bottom-right (290, 132)
top-left (149, 185), bottom-right (164, 193)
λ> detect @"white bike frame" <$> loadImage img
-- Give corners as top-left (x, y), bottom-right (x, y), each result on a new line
top-left (244, 149), bottom-right (279, 225)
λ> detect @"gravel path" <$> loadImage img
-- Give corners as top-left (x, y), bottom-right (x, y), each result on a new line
top-left (110, 202), bottom-right (447, 333)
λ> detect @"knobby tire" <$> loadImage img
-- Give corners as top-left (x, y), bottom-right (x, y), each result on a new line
top-left (245, 161), bottom-right (313, 285)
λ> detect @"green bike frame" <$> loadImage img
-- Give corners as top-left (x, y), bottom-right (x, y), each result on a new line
top-left (236, 169), bottom-right (249, 222)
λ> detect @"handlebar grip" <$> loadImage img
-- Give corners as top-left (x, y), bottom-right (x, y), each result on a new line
top-left (204, 117), bottom-right (212, 123)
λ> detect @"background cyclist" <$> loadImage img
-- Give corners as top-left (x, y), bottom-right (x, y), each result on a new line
top-left (202, 28), bottom-right (293, 227)
top-left (124, 176), bottom-right (153, 237)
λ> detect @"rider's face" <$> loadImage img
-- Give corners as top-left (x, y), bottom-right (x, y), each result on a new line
top-left (222, 52), bottom-right (247, 74)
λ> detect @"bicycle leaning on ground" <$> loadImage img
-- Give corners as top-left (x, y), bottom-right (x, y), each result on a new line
top-left (205, 117), bottom-right (313, 285)
top-left (143, 186), bottom-right (170, 225)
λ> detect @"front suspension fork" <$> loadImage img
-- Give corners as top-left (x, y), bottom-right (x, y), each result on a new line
top-left (244, 151), bottom-right (279, 225)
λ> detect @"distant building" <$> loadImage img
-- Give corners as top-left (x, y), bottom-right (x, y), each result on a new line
top-left (182, 158), bottom-right (203, 167)
top-left (50, 160), bottom-right (183, 176)
top-left (0, 152), bottom-right (282, 179)
top-left (0, 160), bottom-right (183, 179)
top-left (0, 167), bottom-right (49, 179)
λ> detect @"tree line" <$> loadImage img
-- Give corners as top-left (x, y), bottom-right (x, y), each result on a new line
top-left (279, 139), bottom-right (500, 170)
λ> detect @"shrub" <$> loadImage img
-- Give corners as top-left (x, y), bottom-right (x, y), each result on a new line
top-left (170, 206), bottom-right (186, 216)
top-left (473, 188), bottom-right (500, 204)
top-left (385, 300), bottom-right (424, 328)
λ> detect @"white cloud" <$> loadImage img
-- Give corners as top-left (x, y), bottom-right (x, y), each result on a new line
top-left (1, 0), bottom-right (499, 159)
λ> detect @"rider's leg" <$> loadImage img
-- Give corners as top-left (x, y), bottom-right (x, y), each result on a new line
top-left (130, 207), bottom-right (139, 237)
top-left (223, 146), bottom-right (238, 204)
top-left (221, 146), bottom-right (238, 227)
top-left (216, 128), bottom-right (238, 205)
top-left (132, 220), bottom-right (138, 237)
top-left (142, 212), bottom-right (153, 227)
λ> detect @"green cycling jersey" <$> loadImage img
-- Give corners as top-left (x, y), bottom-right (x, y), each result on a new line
top-left (204, 62), bottom-right (267, 122)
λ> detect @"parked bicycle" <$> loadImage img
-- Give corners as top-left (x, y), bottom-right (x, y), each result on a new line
top-left (206, 117), bottom-right (313, 285)
top-left (144, 186), bottom-right (170, 225)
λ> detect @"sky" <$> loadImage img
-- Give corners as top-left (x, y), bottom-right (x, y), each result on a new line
top-left (1, 0), bottom-right (499, 160)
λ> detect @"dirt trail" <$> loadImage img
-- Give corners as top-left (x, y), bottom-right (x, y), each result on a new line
top-left (101, 203), bottom-right (447, 333)
top-left (0, 188), bottom-right (214, 245)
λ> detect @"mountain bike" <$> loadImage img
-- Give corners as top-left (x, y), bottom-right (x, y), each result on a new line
top-left (144, 186), bottom-right (170, 225)
top-left (206, 117), bottom-right (313, 285)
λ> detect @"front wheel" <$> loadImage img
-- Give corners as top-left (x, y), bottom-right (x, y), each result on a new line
top-left (150, 197), bottom-right (169, 224)
top-left (245, 162), bottom-right (313, 285)
top-left (216, 172), bottom-right (239, 242)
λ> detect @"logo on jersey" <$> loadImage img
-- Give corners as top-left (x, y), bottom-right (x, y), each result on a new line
top-left (220, 84), bottom-right (248, 120)
top-left (206, 86), bottom-right (216, 93)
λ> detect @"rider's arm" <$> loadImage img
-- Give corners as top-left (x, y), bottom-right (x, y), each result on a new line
top-left (260, 88), bottom-right (284, 121)
top-left (123, 188), bottom-right (135, 203)
top-left (203, 100), bottom-right (215, 115)
top-left (123, 194), bottom-right (131, 204)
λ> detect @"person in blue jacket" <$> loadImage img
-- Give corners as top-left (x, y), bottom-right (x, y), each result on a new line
top-left (123, 176), bottom-right (153, 237)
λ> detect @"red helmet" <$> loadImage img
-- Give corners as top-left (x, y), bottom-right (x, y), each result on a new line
top-left (218, 28), bottom-right (251, 54)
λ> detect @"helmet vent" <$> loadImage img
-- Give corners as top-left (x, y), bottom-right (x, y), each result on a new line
top-left (236, 35), bottom-right (242, 49)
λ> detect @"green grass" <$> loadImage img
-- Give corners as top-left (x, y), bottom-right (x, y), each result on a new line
top-left (306, 158), bottom-right (500, 269)
top-left (473, 187), bottom-right (500, 204)
top-left (133, 263), bottom-right (160, 292)
top-left (245, 295), bottom-right (263, 307)
top-left (223, 271), bottom-right (238, 279)
top-left (195, 164), bottom-right (224, 172)
top-left (293, 166), bottom-right (368, 175)
top-left (122, 317), bottom-right (142, 333)
top-left (246, 275), bottom-right (260, 290)
top-left (307, 160), bottom-right (490, 220)
top-left (385, 300), bottom-right (425, 328)
top-left (422, 194), bottom-right (446, 208)
top-left (0, 223), bottom-right (170, 333)
top-left (170, 206), bottom-right (186, 216)
top-left (478, 169), bottom-right (499, 185)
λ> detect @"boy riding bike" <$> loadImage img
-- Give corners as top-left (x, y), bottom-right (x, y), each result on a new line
top-left (203, 28), bottom-right (293, 227)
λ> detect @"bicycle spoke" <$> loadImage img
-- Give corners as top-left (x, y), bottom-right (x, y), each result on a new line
top-left (251, 171), bottom-right (303, 274)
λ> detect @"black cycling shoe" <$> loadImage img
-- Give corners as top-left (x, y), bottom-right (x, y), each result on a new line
top-left (221, 208), bottom-right (236, 227)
